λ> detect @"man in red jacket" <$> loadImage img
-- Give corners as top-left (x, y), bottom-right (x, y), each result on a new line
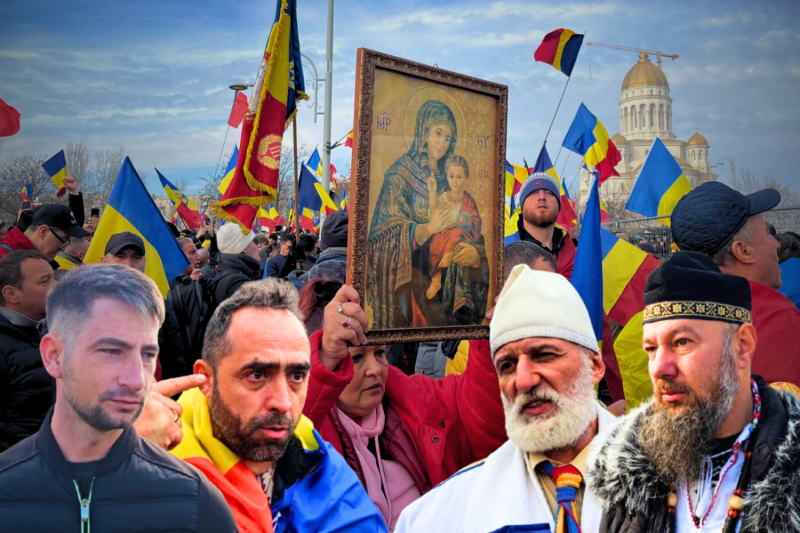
top-left (672, 181), bottom-right (800, 387)
top-left (0, 205), bottom-right (88, 262)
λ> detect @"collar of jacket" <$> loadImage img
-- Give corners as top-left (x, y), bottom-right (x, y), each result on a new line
top-left (317, 246), bottom-right (347, 260)
top-left (217, 252), bottom-right (261, 274)
top-left (516, 218), bottom-right (567, 255)
top-left (37, 407), bottom-right (140, 480)
top-left (0, 306), bottom-right (41, 328)
top-left (587, 374), bottom-right (800, 533)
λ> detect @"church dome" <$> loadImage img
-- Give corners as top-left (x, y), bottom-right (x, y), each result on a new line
top-left (687, 131), bottom-right (708, 147)
top-left (611, 132), bottom-right (627, 145)
top-left (621, 53), bottom-right (669, 91)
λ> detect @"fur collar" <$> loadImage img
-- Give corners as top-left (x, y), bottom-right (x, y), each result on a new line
top-left (587, 386), bottom-right (800, 533)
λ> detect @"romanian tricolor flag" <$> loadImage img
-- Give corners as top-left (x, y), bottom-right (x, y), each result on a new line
top-left (307, 147), bottom-right (338, 187)
top-left (533, 145), bottom-right (578, 230)
top-left (534, 28), bottom-right (584, 77)
top-left (625, 137), bottom-right (692, 226)
top-left (340, 191), bottom-right (348, 213)
top-left (504, 160), bottom-right (528, 215)
top-left (562, 103), bottom-right (621, 184)
top-left (344, 129), bottom-right (353, 148)
top-left (217, 146), bottom-right (239, 195)
top-left (157, 170), bottom-right (204, 230)
top-left (20, 183), bottom-right (32, 202)
top-left (256, 204), bottom-right (284, 232)
top-left (571, 176), bottom-right (604, 348)
top-left (300, 208), bottom-right (315, 232)
top-left (213, 0), bottom-right (306, 230)
top-left (227, 90), bottom-right (249, 129)
top-left (84, 158), bottom-right (189, 297)
top-left (299, 163), bottom-right (338, 216)
top-left (582, 164), bottom-right (611, 223)
top-left (600, 229), bottom-right (661, 409)
top-left (42, 150), bottom-right (68, 197)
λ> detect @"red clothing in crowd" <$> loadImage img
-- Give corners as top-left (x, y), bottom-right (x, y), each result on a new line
top-left (555, 231), bottom-right (576, 280)
top-left (304, 332), bottom-right (506, 489)
top-left (0, 227), bottom-right (36, 258)
top-left (749, 279), bottom-right (800, 387)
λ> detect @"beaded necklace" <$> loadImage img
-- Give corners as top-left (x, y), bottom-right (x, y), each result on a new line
top-left (665, 379), bottom-right (761, 533)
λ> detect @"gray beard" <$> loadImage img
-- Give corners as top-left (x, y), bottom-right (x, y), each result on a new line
top-left (637, 336), bottom-right (740, 486)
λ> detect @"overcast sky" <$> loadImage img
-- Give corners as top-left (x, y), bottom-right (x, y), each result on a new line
top-left (1, 0), bottom-right (799, 196)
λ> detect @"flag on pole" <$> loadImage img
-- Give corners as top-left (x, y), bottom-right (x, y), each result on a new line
top-left (299, 164), bottom-right (338, 215)
top-left (307, 147), bottom-right (338, 187)
top-left (217, 146), bottom-right (240, 195)
top-left (534, 29), bottom-right (584, 77)
top-left (571, 176), bottom-right (603, 347)
top-left (84, 158), bottom-right (189, 297)
top-left (504, 161), bottom-right (529, 214)
top-left (20, 183), bottom-right (32, 202)
top-left (227, 91), bottom-right (249, 128)
top-left (42, 150), bottom-right (68, 197)
top-left (345, 129), bottom-right (353, 148)
top-left (625, 137), bottom-right (692, 226)
top-left (157, 170), bottom-right (204, 230)
top-left (533, 144), bottom-right (578, 229)
top-left (213, 0), bottom-right (306, 229)
top-left (582, 164), bottom-right (611, 223)
top-left (562, 103), bottom-right (621, 184)
top-left (0, 97), bottom-right (21, 137)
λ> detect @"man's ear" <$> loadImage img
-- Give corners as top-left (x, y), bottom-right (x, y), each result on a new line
top-left (1, 285), bottom-right (19, 305)
top-left (194, 359), bottom-right (214, 398)
top-left (730, 238), bottom-right (756, 265)
top-left (36, 225), bottom-right (50, 241)
top-left (735, 323), bottom-right (757, 370)
top-left (589, 349), bottom-right (606, 385)
top-left (40, 333), bottom-right (66, 379)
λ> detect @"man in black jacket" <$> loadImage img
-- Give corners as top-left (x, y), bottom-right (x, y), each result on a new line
top-left (0, 264), bottom-right (237, 532)
top-left (0, 250), bottom-right (55, 452)
top-left (589, 252), bottom-right (800, 533)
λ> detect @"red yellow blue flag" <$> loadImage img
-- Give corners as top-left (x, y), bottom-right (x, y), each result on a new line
top-left (571, 176), bottom-right (604, 345)
top-left (213, 0), bottom-right (306, 229)
top-left (299, 163), bottom-right (338, 216)
top-left (534, 29), bottom-right (584, 77)
top-left (562, 104), bottom-right (621, 184)
top-left (157, 170), bottom-right (204, 230)
top-left (42, 150), bottom-right (68, 197)
top-left (20, 183), bottom-right (32, 202)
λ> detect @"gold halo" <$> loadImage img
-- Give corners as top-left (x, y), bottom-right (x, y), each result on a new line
top-left (403, 86), bottom-right (468, 156)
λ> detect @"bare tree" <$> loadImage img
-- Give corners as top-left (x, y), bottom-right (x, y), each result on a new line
top-left (177, 176), bottom-right (189, 192)
top-left (0, 155), bottom-right (61, 222)
top-left (276, 144), bottom-right (309, 220)
top-left (727, 169), bottom-right (800, 233)
top-left (65, 142), bottom-right (90, 181)
top-left (85, 146), bottom-right (127, 207)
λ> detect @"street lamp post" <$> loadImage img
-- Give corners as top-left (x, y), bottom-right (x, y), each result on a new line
top-left (320, 0), bottom-right (335, 219)
top-left (717, 156), bottom-right (736, 183)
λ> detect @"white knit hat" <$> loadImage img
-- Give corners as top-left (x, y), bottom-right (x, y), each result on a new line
top-left (216, 223), bottom-right (255, 254)
top-left (490, 264), bottom-right (598, 356)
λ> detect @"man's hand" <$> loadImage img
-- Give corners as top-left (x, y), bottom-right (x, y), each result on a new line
top-left (320, 285), bottom-right (369, 370)
top-left (135, 374), bottom-right (207, 450)
top-left (64, 175), bottom-right (80, 195)
top-left (83, 216), bottom-right (99, 234)
top-left (190, 268), bottom-right (203, 281)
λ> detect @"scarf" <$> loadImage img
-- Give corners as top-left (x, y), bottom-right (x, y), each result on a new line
top-left (337, 405), bottom-right (420, 531)
top-left (171, 387), bottom-right (285, 533)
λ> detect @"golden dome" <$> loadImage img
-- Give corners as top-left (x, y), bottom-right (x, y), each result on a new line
top-left (611, 133), bottom-right (627, 145)
top-left (687, 131), bottom-right (708, 147)
top-left (621, 53), bottom-right (669, 91)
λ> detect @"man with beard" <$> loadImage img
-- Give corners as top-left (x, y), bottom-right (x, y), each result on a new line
top-left (588, 252), bottom-right (800, 533)
top-left (505, 172), bottom-right (576, 280)
top-left (0, 264), bottom-right (237, 532)
top-left (171, 278), bottom-right (386, 533)
top-left (396, 264), bottom-right (616, 532)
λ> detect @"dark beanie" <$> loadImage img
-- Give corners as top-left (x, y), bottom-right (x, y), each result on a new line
top-left (321, 211), bottom-right (348, 251)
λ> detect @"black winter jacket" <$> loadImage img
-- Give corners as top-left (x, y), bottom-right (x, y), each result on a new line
top-left (214, 252), bottom-right (261, 302)
top-left (0, 410), bottom-right (238, 532)
top-left (0, 312), bottom-right (51, 452)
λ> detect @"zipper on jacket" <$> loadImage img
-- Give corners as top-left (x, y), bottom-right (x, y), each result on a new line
top-left (73, 477), bottom-right (95, 533)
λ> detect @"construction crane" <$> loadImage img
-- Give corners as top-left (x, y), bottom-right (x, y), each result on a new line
top-left (586, 41), bottom-right (679, 67)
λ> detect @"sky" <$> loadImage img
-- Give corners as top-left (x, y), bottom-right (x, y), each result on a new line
top-left (1, 0), bottom-right (800, 197)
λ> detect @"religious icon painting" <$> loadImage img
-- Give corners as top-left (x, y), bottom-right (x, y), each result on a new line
top-left (347, 48), bottom-right (508, 344)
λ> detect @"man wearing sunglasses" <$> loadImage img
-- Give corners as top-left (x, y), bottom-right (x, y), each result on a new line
top-left (0, 205), bottom-right (89, 263)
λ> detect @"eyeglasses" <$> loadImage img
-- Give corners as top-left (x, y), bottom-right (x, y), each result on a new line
top-left (48, 226), bottom-right (71, 250)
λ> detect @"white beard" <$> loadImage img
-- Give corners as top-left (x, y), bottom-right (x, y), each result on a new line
top-left (502, 360), bottom-right (597, 454)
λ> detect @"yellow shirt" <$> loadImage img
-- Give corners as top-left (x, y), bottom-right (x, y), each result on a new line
top-left (526, 445), bottom-right (590, 519)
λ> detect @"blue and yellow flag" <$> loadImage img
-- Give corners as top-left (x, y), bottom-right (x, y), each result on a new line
top-left (84, 157), bottom-right (189, 296)
top-left (42, 149), bottom-right (68, 197)
top-left (625, 137), bottom-right (692, 226)
top-left (217, 145), bottom-right (239, 195)
top-left (571, 176), bottom-right (603, 346)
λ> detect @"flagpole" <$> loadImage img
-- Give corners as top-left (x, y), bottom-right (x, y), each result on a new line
top-left (293, 120), bottom-right (302, 270)
top-left (213, 90), bottom-right (239, 183)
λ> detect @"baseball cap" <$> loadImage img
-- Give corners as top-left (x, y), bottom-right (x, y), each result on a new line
top-left (31, 204), bottom-right (90, 238)
top-left (105, 232), bottom-right (146, 256)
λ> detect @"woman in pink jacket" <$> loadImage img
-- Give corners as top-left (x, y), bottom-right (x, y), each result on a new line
top-left (303, 284), bottom-right (505, 531)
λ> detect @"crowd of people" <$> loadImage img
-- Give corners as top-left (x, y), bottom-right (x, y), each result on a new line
top-left (0, 172), bottom-right (799, 532)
